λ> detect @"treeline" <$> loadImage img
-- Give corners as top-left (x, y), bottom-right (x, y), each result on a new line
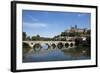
top-left (23, 32), bottom-right (53, 41)
top-left (23, 32), bottom-right (66, 41)
top-left (23, 29), bottom-right (90, 41)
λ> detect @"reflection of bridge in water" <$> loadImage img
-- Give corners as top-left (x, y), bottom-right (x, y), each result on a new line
top-left (23, 41), bottom-right (75, 49)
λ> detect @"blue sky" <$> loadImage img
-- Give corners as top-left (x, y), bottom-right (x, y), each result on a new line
top-left (22, 10), bottom-right (91, 38)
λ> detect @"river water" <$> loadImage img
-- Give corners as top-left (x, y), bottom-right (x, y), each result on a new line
top-left (23, 44), bottom-right (90, 63)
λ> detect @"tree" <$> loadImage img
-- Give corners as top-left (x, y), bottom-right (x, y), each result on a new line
top-left (61, 38), bottom-right (66, 41)
top-left (87, 30), bottom-right (91, 34)
top-left (23, 42), bottom-right (31, 54)
top-left (31, 35), bottom-right (41, 41)
top-left (86, 36), bottom-right (91, 45)
top-left (83, 29), bottom-right (86, 34)
top-left (23, 32), bottom-right (27, 40)
top-left (61, 32), bottom-right (66, 36)
top-left (36, 35), bottom-right (40, 38)
top-left (23, 42), bottom-right (30, 48)
top-left (75, 38), bottom-right (82, 46)
top-left (31, 36), bottom-right (37, 41)
top-left (60, 32), bottom-right (69, 36)
top-left (69, 32), bottom-right (75, 37)
top-left (27, 36), bottom-right (31, 41)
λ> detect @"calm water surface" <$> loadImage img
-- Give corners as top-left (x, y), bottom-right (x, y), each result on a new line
top-left (23, 45), bottom-right (90, 62)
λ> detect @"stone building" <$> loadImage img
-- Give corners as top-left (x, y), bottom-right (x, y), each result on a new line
top-left (65, 25), bottom-right (87, 34)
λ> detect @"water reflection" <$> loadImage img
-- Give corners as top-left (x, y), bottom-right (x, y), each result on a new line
top-left (23, 45), bottom-right (91, 63)
top-left (41, 44), bottom-right (49, 50)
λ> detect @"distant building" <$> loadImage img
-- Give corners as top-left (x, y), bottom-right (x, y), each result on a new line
top-left (54, 25), bottom-right (90, 41)
top-left (65, 25), bottom-right (88, 34)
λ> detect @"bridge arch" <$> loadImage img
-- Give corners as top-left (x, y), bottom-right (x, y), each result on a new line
top-left (45, 43), bottom-right (51, 48)
top-left (65, 43), bottom-right (69, 48)
top-left (31, 42), bottom-right (33, 45)
top-left (23, 41), bottom-right (75, 50)
top-left (57, 42), bottom-right (64, 49)
top-left (51, 43), bottom-right (56, 49)
top-left (33, 43), bottom-right (41, 51)
top-left (70, 43), bottom-right (74, 47)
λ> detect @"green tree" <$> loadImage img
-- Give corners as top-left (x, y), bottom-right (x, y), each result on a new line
top-left (61, 32), bottom-right (66, 36)
top-left (31, 36), bottom-right (37, 40)
top-left (23, 42), bottom-right (31, 54)
top-left (31, 34), bottom-right (41, 41)
top-left (69, 32), bottom-right (75, 37)
top-left (36, 35), bottom-right (40, 38)
top-left (75, 38), bottom-right (82, 46)
top-left (27, 36), bottom-right (31, 41)
top-left (86, 36), bottom-right (91, 45)
top-left (23, 32), bottom-right (27, 40)
top-left (87, 30), bottom-right (91, 34)
top-left (61, 38), bottom-right (66, 41)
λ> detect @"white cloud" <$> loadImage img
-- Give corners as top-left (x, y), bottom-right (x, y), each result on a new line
top-left (23, 22), bottom-right (47, 28)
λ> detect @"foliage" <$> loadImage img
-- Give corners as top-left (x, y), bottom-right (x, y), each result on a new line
top-left (60, 38), bottom-right (66, 41)
top-left (27, 36), bottom-right (31, 41)
top-left (23, 42), bottom-right (31, 48)
top-left (75, 38), bottom-right (83, 46)
top-left (23, 28), bottom-right (91, 41)
top-left (23, 32), bottom-right (27, 40)
top-left (61, 32), bottom-right (68, 36)
top-left (87, 30), bottom-right (91, 34)
top-left (23, 42), bottom-right (31, 54)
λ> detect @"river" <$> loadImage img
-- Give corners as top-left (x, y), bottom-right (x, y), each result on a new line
top-left (23, 44), bottom-right (91, 63)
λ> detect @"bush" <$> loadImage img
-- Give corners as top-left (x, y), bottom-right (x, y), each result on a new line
top-left (23, 42), bottom-right (31, 54)
top-left (23, 42), bottom-right (31, 48)
top-left (75, 38), bottom-right (82, 46)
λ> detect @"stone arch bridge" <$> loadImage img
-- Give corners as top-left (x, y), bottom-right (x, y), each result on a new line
top-left (23, 41), bottom-right (75, 49)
